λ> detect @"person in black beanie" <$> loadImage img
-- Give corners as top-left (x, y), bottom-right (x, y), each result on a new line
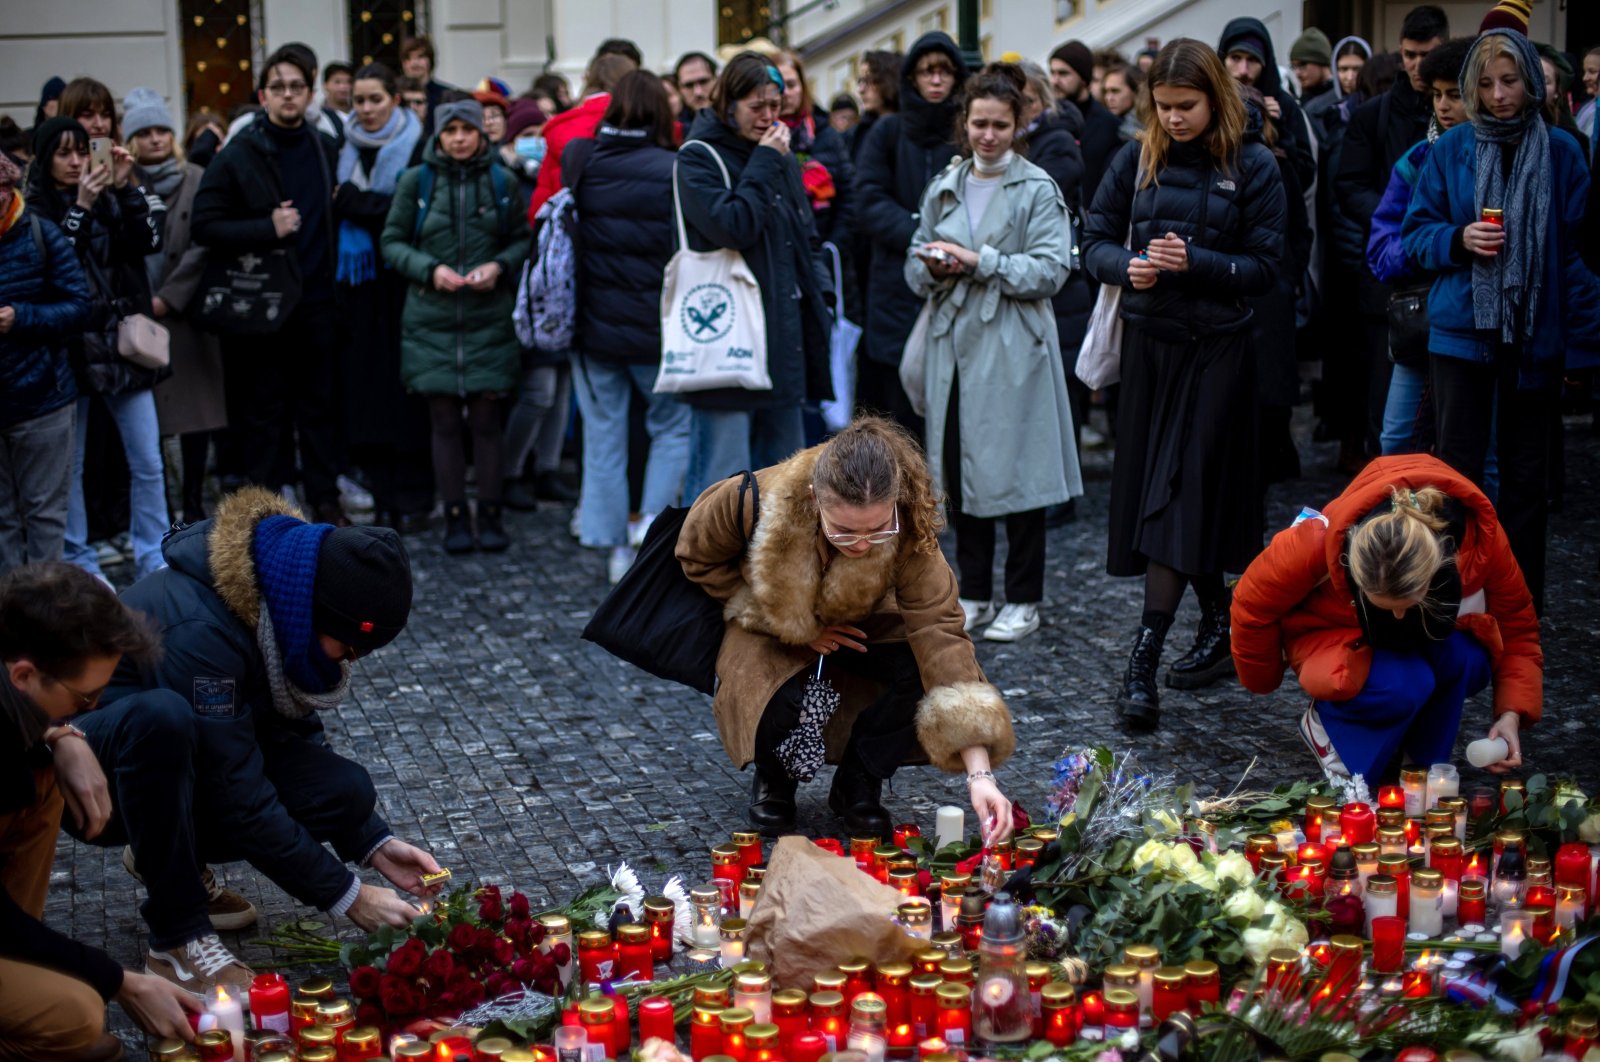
top-left (1050, 41), bottom-right (1122, 204)
top-left (73, 486), bottom-right (442, 997)
top-left (36, 76), bottom-right (66, 128)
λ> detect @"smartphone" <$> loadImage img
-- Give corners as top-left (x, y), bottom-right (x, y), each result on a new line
top-left (916, 244), bottom-right (957, 266)
top-left (89, 136), bottom-right (113, 175)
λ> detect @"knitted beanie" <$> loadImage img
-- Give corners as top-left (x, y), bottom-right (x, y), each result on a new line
top-left (1290, 28), bottom-right (1333, 67)
top-left (312, 526), bottom-right (412, 653)
top-left (504, 98), bottom-right (547, 140)
top-left (122, 87), bottom-right (176, 140)
top-left (1056, 41), bottom-right (1094, 86)
top-left (1480, 0), bottom-right (1532, 34)
top-left (433, 98), bottom-right (486, 137)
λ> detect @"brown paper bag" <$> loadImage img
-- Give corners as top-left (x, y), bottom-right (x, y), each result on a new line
top-left (743, 836), bottom-right (924, 988)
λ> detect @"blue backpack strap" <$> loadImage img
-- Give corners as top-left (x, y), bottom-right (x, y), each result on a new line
top-left (411, 164), bottom-right (435, 243)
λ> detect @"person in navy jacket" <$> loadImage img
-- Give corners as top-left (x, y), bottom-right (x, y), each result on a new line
top-left (1401, 28), bottom-right (1600, 614)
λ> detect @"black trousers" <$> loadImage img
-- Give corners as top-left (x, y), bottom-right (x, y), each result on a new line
top-left (1430, 350), bottom-right (1555, 612)
top-left (225, 299), bottom-right (342, 507)
top-left (755, 641), bottom-right (923, 781)
top-left (941, 373), bottom-right (1047, 603)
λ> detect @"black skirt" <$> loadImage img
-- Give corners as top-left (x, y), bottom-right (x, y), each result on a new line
top-left (1106, 322), bottom-right (1263, 578)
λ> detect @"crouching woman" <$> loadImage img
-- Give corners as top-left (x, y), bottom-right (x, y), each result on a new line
top-left (677, 416), bottom-right (1015, 841)
top-left (1230, 454), bottom-right (1539, 785)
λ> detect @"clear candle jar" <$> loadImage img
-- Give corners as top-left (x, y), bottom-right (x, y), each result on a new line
top-left (1365, 874), bottom-right (1399, 934)
top-left (1410, 868), bottom-right (1445, 938)
top-left (1401, 767), bottom-right (1428, 818)
top-left (897, 900), bottom-right (933, 941)
top-left (720, 918), bottom-right (749, 970)
top-left (1556, 883), bottom-right (1587, 930)
top-left (690, 884), bottom-right (723, 950)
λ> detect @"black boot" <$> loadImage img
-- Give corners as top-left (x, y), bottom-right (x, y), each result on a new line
top-left (1166, 594), bottom-right (1236, 690)
top-left (534, 470), bottom-right (580, 503)
top-left (828, 754), bottom-right (891, 840)
top-left (504, 475), bottom-right (538, 512)
top-left (443, 502), bottom-right (476, 554)
top-left (477, 502), bottom-right (510, 553)
top-left (748, 764), bottom-right (798, 834)
top-left (1116, 620), bottom-right (1169, 731)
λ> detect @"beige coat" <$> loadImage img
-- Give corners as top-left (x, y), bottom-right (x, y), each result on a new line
top-left (149, 162), bottom-right (227, 436)
top-left (676, 446), bottom-right (1015, 772)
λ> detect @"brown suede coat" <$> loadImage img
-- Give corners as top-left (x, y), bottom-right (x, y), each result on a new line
top-left (676, 446), bottom-right (1015, 773)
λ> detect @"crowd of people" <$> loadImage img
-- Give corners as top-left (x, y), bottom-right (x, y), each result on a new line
top-left (0, 1), bottom-right (1596, 1051)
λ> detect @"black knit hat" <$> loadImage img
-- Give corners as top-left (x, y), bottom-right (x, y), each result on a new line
top-left (312, 526), bottom-right (413, 653)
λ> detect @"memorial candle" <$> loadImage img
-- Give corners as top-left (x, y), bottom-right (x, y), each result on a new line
top-left (1340, 803), bottom-right (1376, 846)
top-left (1565, 1013), bottom-right (1598, 1060)
top-left (1246, 834), bottom-right (1278, 874)
top-left (250, 974), bottom-right (291, 1035)
top-left (1501, 910), bottom-right (1534, 959)
top-left (1079, 990), bottom-right (1105, 1031)
top-left (1364, 875), bottom-right (1398, 934)
top-left (1527, 903), bottom-right (1556, 945)
top-left (1500, 778), bottom-right (1527, 813)
top-left (1354, 843), bottom-right (1381, 893)
top-left (206, 986), bottom-right (245, 1062)
top-left (1556, 884), bottom-right (1587, 930)
top-left (733, 971), bottom-right (773, 1024)
top-left (1378, 855), bottom-right (1411, 918)
top-left (643, 897), bottom-right (675, 962)
top-left (1377, 826), bottom-right (1408, 859)
top-left (638, 998), bottom-right (676, 1047)
top-left (691, 1008), bottom-right (725, 1061)
top-left (810, 992), bottom-right (846, 1051)
top-left (1378, 786), bottom-right (1405, 813)
top-left (789, 1032), bottom-right (826, 1062)
top-left (1152, 968), bottom-right (1188, 1021)
top-left (934, 807), bottom-right (964, 851)
top-left (1458, 878), bottom-right (1487, 927)
top-left (1184, 961), bottom-right (1220, 1009)
top-left (1265, 949), bottom-right (1302, 995)
top-left (720, 1008), bottom-right (755, 1062)
top-left (1556, 844), bottom-right (1592, 911)
top-left (712, 845), bottom-right (744, 890)
top-left (893, 823), bottom-right (921, 849)
top-left (908, 977), bottom-right (941, 1040)
top-left (1041, 983), bottom-right (1078, 1046)
top-left (1370, 916), bottom-right (1406, 974)
top-left (875, 964), bottom-right (911, 1028)
top-left (934, 984), bottom-right (971, 1045)
top-left (617, 924), bottom-right (653, 983)
top-left (1103, 990), bottom-right (1139, 1031)
top-left (578, 931), bottom-right (615, 985)
top-left (1014, 837), bottom-right (1044, 870)
top-left (579, 1000), bottom-right (618, 1061)
top-left (690, 885), bottom-right (722, 951)
top-left (745, 1025), bottom-right (782, 1062)
top-left (731, 831), bottom-right (762, 869)
top-left (1305, 796), bottom-right (1336, 843)
top-left (1409, 869), bottom-right (1444, 937)
top-left (939, 887), bottom-right (964, 937)
top-left (1401, 767), bottom-right (1428, 818)
top-left (1426, 764), bottom-right (1459, 811)
top-left (898, 900), bottom-right (933, 941)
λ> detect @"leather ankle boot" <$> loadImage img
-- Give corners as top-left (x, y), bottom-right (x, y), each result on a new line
top-left (748, 764), bottom-right (798, 834)
top-left (828, 756), bottom-right (891, 839)
top-left (1166, 592), bottom-right (1236, 690)
top-left (1116, 622), bottom-right (1169, 731)
top-left (476, 502), bottom-right (510, 553)
top-left (443, 502), bottom-right (475, 554)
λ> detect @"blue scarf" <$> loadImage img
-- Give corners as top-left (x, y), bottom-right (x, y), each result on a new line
top-left (252, 515), bottom-right (341, 693)
top-left (336, 107), bottom-right (421, 285)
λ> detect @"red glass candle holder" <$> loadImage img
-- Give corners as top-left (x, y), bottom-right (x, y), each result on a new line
top-left (893, 824), bottom-right (922, 849)
top-left (690, 1008), bottom-right (724, 1061)
top-left (1371, 916), bottom-right (1405, 974)
top-left (638, 997), bottom-right (675, 1046)
top-left (1079, 990), bottom-right (1105, 1029)
top-left (790, 1032), bottom-right (826, 1062)
top-left (1340, 803), bottom-right (1376, 846)
top-left (712, 845), bottom-right (744, 890)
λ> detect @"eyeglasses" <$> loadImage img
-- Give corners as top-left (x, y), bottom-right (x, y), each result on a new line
top-left (265, 81), bottom-right (310, 97)
top-left (45, 672), bottom-right (106, 710)
top-left (916, 64), bottom-right (956, 80)
top-left (821, 507), bottom-right (900, 547)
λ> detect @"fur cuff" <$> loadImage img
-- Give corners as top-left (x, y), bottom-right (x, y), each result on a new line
top-left (915, 681), bottom-right (1015, 772)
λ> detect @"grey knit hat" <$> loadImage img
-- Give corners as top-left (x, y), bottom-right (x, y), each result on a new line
top-left (432, 99), bottom-right (485, 137)
top-left (122, 87), bottom-right (175, 139)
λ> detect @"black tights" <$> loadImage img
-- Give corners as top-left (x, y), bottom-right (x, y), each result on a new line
top-left (1142, 563), bottom-right (1225, 628)
top-left (428, 394), bottom-right (505, 505)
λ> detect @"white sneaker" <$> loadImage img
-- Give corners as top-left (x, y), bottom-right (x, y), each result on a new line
top-left (146, 933), bottom-right (254, 997)
top-left (337, 474), bottom-right (374, 513)
top-left (959, 598), bottom-right (996, 632)
top-left (1299, 701), bottom-right (1352, 786)
top-left (628, 512), bottom-right (658, 550)
top-left (983, 602), bottom-right (1040, 642)
top-left (569, 504), bottom-right (583, 540)
top-left (607, 546), bottom-right (636, 584)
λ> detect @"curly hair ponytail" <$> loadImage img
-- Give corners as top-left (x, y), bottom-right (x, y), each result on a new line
top-left (1346, 485), bottom-right (1453, 603)
top-left (811, 415), bottom-right (945, 555)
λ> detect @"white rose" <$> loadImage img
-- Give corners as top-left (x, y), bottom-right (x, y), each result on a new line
top-left (1582, 1045), bottom-right (1600, 1062)
top-left (1554, 783), bottom-right (1589, 808)
top-left (1179, 860), bottom-right (1218, 891)
top-left (1241, 926), bottom-right (1277, 966)
top-left (1151, 808), bottom-right (1183, 835)
top-left (1578, 812), bottom-right (1600, 845)
top-left (1490, 1027), bottom-right (1544, 1062)
top-left (1214, 852), bottom-right (1256, 888)
top-left (1276, 916), bottom-right (1309, 951)
top-left (1223, 888), bottom-right (1266, 923)
top-left (1131, 839), bottom-right (1171, 874)
top-left (1168, 843), bottom-right (1200, 874)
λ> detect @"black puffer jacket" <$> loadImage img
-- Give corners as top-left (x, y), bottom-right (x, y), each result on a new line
top-left (571, 125), bottom-right (676, 364)
top-left (854, 32), bottom-right (967, 367)
top-left (675, 111), bottom-right (832, 411)
top-left (1075, 96), bottom-right (1124, 208)
top-left (1243, 104), bottom-right (1314, 407)
top-left (0, 207), bottom-right (90, 429)
top-left (1217, 17), bottom-right (1317, 194)
top-left (1335, 76), bottom-right (1433, 309)
top-left (1021, 106), bottom-right (1093, 357)
top-left (1083, 138), bottom-right (1287, 341)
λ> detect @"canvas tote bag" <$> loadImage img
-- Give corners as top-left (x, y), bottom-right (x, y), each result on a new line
top-left (655, 141), bottom-right (771, 394)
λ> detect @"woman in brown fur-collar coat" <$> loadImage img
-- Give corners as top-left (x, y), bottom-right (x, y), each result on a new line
top-left (677, 416), bottom-right (1016, 839)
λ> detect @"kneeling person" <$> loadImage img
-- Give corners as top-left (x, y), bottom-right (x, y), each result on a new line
top-left (84, 487), bottom-right (441, 995)
top-left (0, 563), bottom-right (202, 1056)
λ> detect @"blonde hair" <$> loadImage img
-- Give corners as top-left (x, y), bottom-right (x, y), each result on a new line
top-left (1346, 486), bottom-right (1452, 603)
top-left (1138, 39), bottom-right (1246, 189)
top-left (1461, 33), bottom-right (1542, 125)
top-left (811, 415), bottom-right (945, 556)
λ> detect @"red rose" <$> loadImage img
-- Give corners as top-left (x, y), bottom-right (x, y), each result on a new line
top-left (477, 885), bottom-right (505, 923)
top-left (448, 971), bottom-right (485, 1009)
top-left (356, 1002), bottom-right (384, 1027)
top-left (917, 869), bottom-right (933, 892)
top-left (486, 971), bottom-right (517, 999)
top-left (476, 927), bottom-right (498, 953)
top-left (508, 892), bottom-right (531, 920)
top-left (423, 947), bottom-right (455, 982)
top-left (447, 922), bottom-right (478, 956)
top-left (491, 936), bottom-right (515, 966)
top-left (512, 958), bottom-right (536, 983)
top-left (349, 965), bottom-right (382, 999)
top-left (528, 921), bottom-right (546, 947)
top-left (549, 942), bottom-right (571, 966)
top-left (387, 938), bottom-right (427, 978)
top-left (1012, 802), bottom-right (1032, 832)
top-left (381, 976), bottom-right (417, 1016)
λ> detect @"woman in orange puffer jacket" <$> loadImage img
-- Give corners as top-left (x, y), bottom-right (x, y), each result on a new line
top-left (1230, 454), bottom-right (1540, 786)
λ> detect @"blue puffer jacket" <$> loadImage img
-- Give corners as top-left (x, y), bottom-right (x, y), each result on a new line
top-left (1367, 137), bottom-right (1433, 284)
top-left (0, 206), bottom-right (90, 429)
top-left (1402, 122), bottom-right (1600, 383)
top-left (106, 489), bottom-right (389, 912)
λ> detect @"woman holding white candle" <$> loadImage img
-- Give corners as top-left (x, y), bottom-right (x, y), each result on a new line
top-left (1232, 454), bottom-right (1541, 786)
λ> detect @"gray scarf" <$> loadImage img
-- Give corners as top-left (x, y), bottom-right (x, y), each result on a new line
top-left (1468, 31), bottom-right (1551, 346)
top-left (141, 158), bottom-right (183, 200)
top-left (256, 605), bottom-right (350, 719)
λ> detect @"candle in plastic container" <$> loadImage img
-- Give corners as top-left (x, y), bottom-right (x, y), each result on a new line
top-left (1556, 884), bottom-right (1587, 929)
top-left (690, 1007), bottom-right (724, 1061)
top-left (934, 806), bottom-right (965, 851)
top-left (1501, 909), bottom-right (1534, 959)
top-left (846, 994), bottom-right (888, 1062)
top-left (639, 997), bottom-right (675, 1048)
top-left (720, 919), bottom-right (748, 969)
top-left (939, 886), bottom-right (964, 936)
top-left (1425, 764), bottom-right (1459, 811)
top-left (1364, 874), bottom-right (1398, 934)
top-left (789, 1032), bottom-right (826, 1062)
top-left (690, 884), bottom-right (723, 951)
top-left (1401, 767), bottom-right (1428, 818)
top-left (1409, 869), bottom-right (1445, 937)
top-left (1371, 916), bottom-right (1406, 974)
top-left (1152, 968), bottom-right (1188, 1021)
top-left (934, 984), bottom-right (972, 1045)
top-left (1458, 877), bottom-right (1488, 927)
top-left (1041, 983), bottom-right (1078, 1046)
top-left (554, 1024), bottom-right (589, 1062)
top-left (733, 970), bottom-right (773, 1024)
top-left (205, 985), bottom-right (245, 1062)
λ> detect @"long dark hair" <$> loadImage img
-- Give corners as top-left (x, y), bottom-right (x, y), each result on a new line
top-left (861, 50), bottom-right (902, 114)
top-left (710, 51), bottom-right (781, 124)
top-left (25, 118), bottom-right (89, 222)
top-left (602, 69), bottom-right (677, 149)
top-left (956, 64), bottom-right (1027, 157)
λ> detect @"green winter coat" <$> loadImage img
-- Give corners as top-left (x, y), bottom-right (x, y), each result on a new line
top-left (381, 143), bottom-right (529, 396)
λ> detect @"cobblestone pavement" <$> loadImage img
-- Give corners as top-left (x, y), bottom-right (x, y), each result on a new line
top-left (62, 410), bottom-right (1600, 1043)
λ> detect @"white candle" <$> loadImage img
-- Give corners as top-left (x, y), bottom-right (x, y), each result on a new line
top-left (940, 886), bottom-right (964, 935)
top-left (720, 936), bottom-right (746, 967)
top-left (1410, 890), bottom-right (1443, 937)
top-left (1441, 879), bottom-right (1459, 920)
top-left (1426, 764), bottom-right (1459, 812)
top-left (206, 985), bottom-right (245, 1062)
top-left (935, 806), bottom-right (965, 850)
top-left (1501, 911), bottom-right (1533, 960)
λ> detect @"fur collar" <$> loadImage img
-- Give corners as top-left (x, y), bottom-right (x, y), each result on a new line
top-left (734, 446), bottom-right (903, 645)
top-left (206, 486), bottom-right (305, 630)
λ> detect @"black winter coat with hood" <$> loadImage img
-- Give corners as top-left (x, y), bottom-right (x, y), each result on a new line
top-left (1082, 138), bottom-right (1287, 341)
top-left (1075, 95), bottom-right (1125, 208)
top-left (854, 32), bottom-right (967, 367)
top-left (1217, 18), bottom-right (1317, 194)
top-left (675, 110), bottom-right (833, 412)
top-left (106, 488), bottom-right (391, 913)
top-left (1335, 72), bottom-right (1434, 309)
top-left (1020, 104), bottom-right (1093, 357)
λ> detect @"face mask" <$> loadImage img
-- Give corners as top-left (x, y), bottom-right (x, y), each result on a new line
top-left (514, 136), bottom-right (546, 163)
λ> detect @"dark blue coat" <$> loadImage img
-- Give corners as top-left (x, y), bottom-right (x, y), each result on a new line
top-left (1366, 137), bottom-right (1432, 285)
top-left (571, 125), bottom-right (676, 365)
top-left (0, 207), bottom-right (89, 429)
top-left (1401, 122), bottom-right (1600, 383)
top-left (106, 491), bottom-right (388, 911)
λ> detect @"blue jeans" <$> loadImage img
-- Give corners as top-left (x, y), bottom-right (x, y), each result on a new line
top-left (1382, 363), bottom-right (1498, 501)
top-left (683, 406), bottom-right (805, 502)
top-left (64, 391), bottom-right (168, 579)
top-left (1314, 630), bottom-right (1492, 783)
top-left (570, 358), bottom-right (691, 547)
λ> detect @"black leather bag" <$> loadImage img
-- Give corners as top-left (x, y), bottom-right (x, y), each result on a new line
top-left (581, 471), bottom-right (758, 694)
top-left (1386, 282), bottom-right (1432, 367)
top-left (193, 247), bottom-right (302, 336)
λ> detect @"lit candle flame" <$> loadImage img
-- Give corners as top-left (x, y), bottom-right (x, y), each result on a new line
top-left (419, 900), bottom-right (433, 915)
top-left (215, 985), bottom-right (231, 1003)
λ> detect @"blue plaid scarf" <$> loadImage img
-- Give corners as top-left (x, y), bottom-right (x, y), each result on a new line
top-left (252, 515), bottom-right (341, 693)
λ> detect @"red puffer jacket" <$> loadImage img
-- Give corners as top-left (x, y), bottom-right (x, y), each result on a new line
top-left (1230, 454), bottom-right (1542, 723)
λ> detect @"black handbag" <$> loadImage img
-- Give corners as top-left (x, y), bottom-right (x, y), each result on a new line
top-left (193, 247), bottom-right (302, 336)
top-left (582, 471), bottom-right (758, 694)
top-left (1386, 282), bottom-right (1432, 367)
